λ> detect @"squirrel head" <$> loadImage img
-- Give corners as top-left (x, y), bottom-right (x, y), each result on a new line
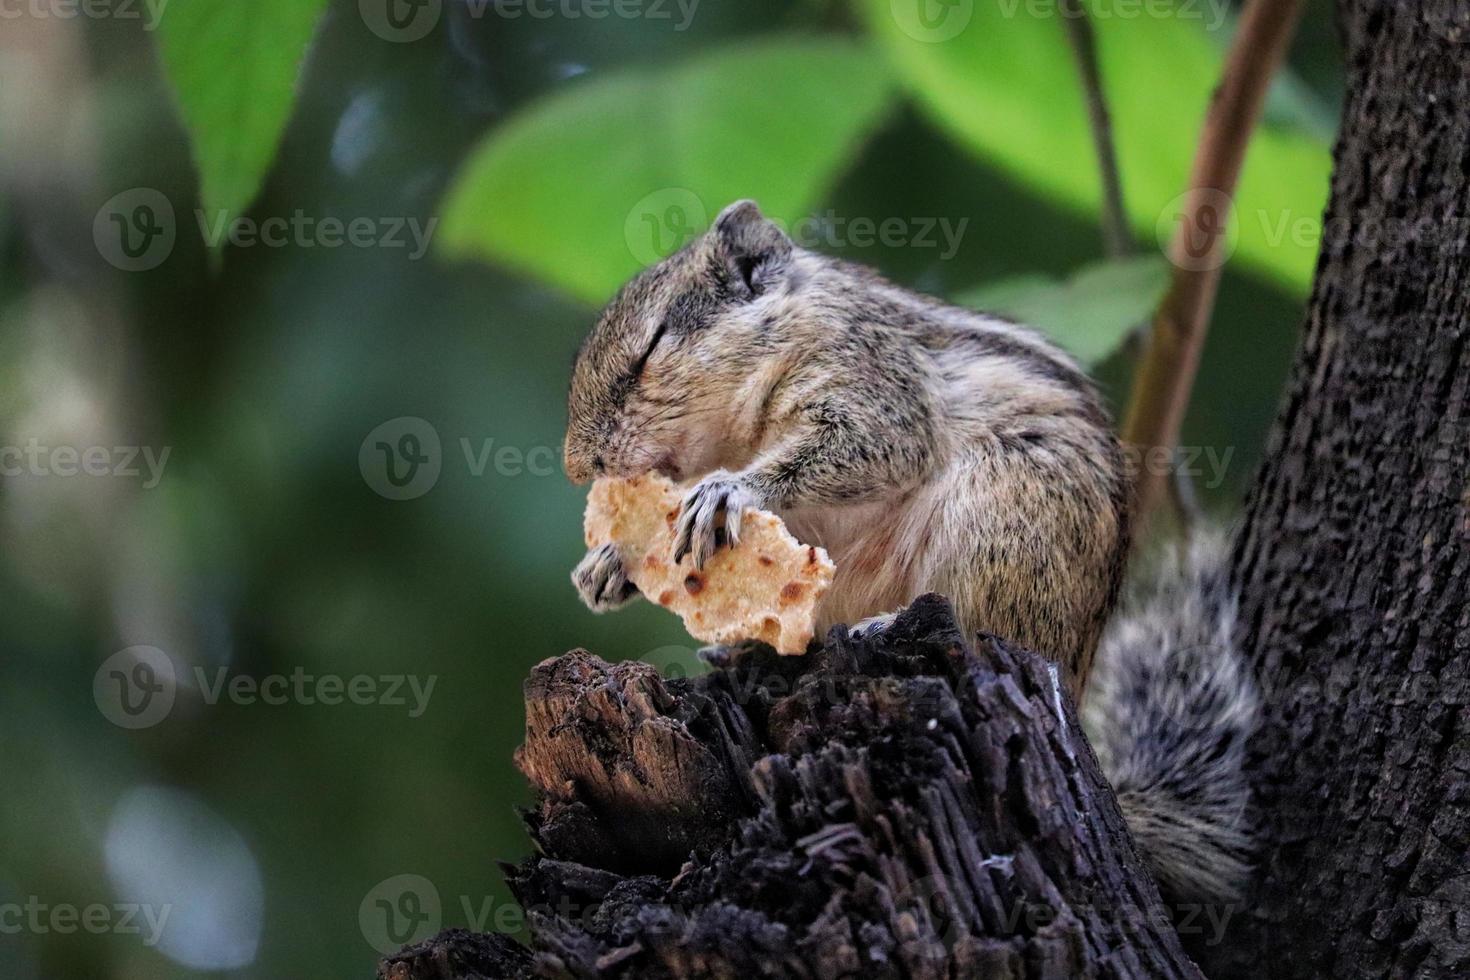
top-left (564, 200), bottom-right (797, 484)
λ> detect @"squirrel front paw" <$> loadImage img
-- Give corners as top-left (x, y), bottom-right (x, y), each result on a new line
top-left (572, 542), bottom-right (640, 612)
top-left (673, 471), bottom-right (761, 570)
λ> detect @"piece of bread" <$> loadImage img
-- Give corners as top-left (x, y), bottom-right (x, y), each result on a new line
top-left (584, 474), bottom-right (835, 654)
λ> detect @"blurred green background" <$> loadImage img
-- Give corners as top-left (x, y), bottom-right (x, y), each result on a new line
top-left (0, 0), bottom-right (1341, 975)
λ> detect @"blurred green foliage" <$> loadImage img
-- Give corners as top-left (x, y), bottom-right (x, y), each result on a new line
top-left (440, 36), bottom-right (898, 302)
top-left (158, 0), bottom-right (331, 227)
top-left (858, 0), bottom-right (1331, 292)
top-left (0, 0), bottom-right (1342, 977)
top-left (958, 256), bottom-right (1168, 365)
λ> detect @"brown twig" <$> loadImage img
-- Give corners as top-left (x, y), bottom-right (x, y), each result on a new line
top-left (1060, 1), bottom-right (1208, 533)
top-left (1059, 0), bottom-right (1132, 259)
top-left (1121, 0), bottom-right (1307, 527)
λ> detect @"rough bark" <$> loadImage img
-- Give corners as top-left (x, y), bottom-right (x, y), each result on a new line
top-left (1205, 2), bottom-right (1470, 976)
top-left (380, 597), bottom-right (1201, 979)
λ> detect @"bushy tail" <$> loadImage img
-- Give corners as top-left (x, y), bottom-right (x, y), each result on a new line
top-left (1082, 530), bottom-right (1259, 908)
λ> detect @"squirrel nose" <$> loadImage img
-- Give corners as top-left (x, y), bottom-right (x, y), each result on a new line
top-left (563, 444), bottom-right (595, 484)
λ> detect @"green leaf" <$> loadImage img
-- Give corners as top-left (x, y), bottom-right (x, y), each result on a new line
top-left (955, 255), bottom-right (1169, 365)
top-left (860, 0), bottom-right (1331, 292)
top-left (157, 0), bottom-right (328, 231)
top-left (956, 273), bottom-right (1055, 313)
top-left (438, 37), bottom-right (897, 305)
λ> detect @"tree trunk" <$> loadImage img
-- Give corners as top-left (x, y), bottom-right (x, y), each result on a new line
top-left (1204, 2), bottom-right (1470, 976)
top-left (380, 597), bottom-right (1202, 979)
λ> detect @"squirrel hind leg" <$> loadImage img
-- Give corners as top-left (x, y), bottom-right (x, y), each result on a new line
top-left (848, 610), bottom-right (900, 640)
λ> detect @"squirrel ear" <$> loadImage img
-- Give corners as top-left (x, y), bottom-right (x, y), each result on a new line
top-left (711, 200), bottom-right (793, 300)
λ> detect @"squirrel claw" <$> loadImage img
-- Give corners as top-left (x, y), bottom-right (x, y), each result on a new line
top-left (672, 472), bottom-right (758, 570)
top-left (573, 542), bottom-right (639, 612)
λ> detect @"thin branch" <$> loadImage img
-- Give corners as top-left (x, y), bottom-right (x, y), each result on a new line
top-left (1121, 0), bottom-right (1307, 527)
top-left (1059, 1), bottom-right (1209, 534)
top-left (1059, 0), bottom-right (1132, 258)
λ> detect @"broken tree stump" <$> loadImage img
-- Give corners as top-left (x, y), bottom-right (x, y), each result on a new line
top-left (378, 595), bottom-right (1200, 979)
